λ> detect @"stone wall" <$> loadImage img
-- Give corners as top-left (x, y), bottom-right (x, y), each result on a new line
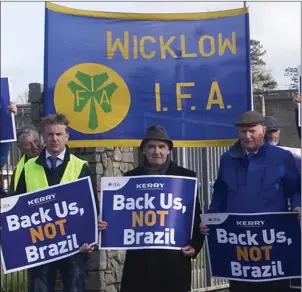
top-left (27, 83), bottom-right (44, 133)
top-left (54, 146), bottom-right (136, 292)
top-left (53, 147), bottom-right (136, 292)
top-left (254, 90), bottom-right (300, 148)
top-left (71, 147), bottom-right (136, 194)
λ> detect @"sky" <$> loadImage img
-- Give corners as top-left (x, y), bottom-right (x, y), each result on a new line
top-left (1, 1), bottom-right (301, 103)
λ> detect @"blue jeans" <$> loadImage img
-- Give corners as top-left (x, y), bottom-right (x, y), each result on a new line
top-left (29, 253), bottom-right (88, 292)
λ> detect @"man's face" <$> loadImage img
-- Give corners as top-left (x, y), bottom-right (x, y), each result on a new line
top-left (266, 130), bottom-right (280, 146)
top-left (142, 140), bottom-right (170, 166)
top-left (43, 124), bottom-right (68, 156)
top-left (237, 124), bottom-right (266, 152)
top-left (19, 133), bottom-right (41, 158)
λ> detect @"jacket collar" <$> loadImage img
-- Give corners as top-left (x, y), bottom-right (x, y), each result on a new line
top-left (136, 160), bottom-right (177, 175)
top-left (35, 146), bottom-right (71, 167)
top-left (229, 137), bottom-right (270, 159)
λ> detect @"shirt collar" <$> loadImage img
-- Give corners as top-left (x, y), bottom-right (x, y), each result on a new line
top-left (45, 148), bottom-right (66, 161)
top-left (244, 149), bottom-right (258, 155)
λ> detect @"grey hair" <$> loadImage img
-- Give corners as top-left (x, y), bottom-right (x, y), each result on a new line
top-left (17, 127), bottom-right (40, 145)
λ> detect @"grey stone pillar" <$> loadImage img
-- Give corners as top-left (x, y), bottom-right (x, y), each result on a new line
top-left (70, 147), bottom-right (136, 292)
top-left (28, 83), bottom-right (44, 133)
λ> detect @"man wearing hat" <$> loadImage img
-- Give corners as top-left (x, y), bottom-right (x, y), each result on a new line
top-left (120, 125), bottom-right (204, 292)
top-left (200, 111), bottom-right (301, 292)
top-left (265, 115), bottom-right (301, 174)
top-left (265, 116), bottom-right (281, 146)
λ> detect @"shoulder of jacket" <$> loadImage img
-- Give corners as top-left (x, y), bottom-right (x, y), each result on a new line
top-left (15, 155), bottom-right (26, 166)
top-left (171, 162), bottom-right (196, 177)
top-left (25, 156), bottom-right (39, 166)
top-left (124, 167), bottom-right (141, 177)
top-left (269, 145), bottom-right (293, 157)
top-left (70, 154), bottom-right (88, 164)
top-left (219, 151), bottom-right (233, 163)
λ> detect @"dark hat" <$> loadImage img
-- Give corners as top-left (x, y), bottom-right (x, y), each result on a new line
top-left (235, 111), bottom-right (265, 127)
top-left (140, 125), bottom-right (173, 150)
top-left (264, 116), bottom-right (280, 131)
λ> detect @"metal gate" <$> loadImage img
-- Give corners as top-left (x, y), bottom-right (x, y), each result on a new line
top-left (0, 142), bottom-right (29, 292)
top-left (172, 146), bottom-right (230, 292)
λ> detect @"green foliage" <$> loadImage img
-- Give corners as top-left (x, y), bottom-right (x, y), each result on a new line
top-left (284, 67), bottom-right (299, 90)
top-left (250, 39), bottom-right (277, 92)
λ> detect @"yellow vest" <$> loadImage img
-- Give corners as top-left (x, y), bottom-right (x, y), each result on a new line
top-left (24, 154), bottom-right (87, 192)
top-left (14, 155), bottom-right (26, 191)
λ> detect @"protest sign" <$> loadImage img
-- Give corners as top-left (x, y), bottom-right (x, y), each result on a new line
top-left (0, 77), bottom-right (16, 142)
top-left (1, 177), bottom-right (98, 274)
top-left (44, 3), bottom-right (252, 147)
top-left (99, 175), bottom-right (197, 250)
top-left (201, 212), bottom-right (301, 282)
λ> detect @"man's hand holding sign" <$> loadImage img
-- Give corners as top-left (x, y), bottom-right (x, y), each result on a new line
top-left (99, 175), bottom-right (198, 249)
top-left (1, 177), bottom-right (98, 273)
top-left (200, 213), bottom-right (301, 282)
top-left (5, 114), bottom-right (100, 292)
top-left (199, 111), bottom-right (301, 292)
top-left (98, 220), bottom-right (108, 231)
top-left (98, 126), bottom-right (204, 292)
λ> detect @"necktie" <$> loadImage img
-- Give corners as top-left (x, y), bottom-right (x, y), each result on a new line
top-left (48, 156), bottom-right (57, 170)
top-left (247, 152), bottom-right (255, 161)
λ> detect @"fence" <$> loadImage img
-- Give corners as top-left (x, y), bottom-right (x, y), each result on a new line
top-left (1, 144), bottom-right (230, 292)
top-left (1, 143), bottom-right (29, 292)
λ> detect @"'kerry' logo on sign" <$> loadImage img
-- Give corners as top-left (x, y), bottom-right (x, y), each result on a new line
top-left (54, 63), bottom-right (131, 134)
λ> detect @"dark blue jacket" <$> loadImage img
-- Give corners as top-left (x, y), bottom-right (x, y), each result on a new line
top-left (209, 139), bottom-right (301, 213)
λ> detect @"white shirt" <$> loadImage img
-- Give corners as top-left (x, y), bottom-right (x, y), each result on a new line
top-left (45, 148), bottom-right (66, 169)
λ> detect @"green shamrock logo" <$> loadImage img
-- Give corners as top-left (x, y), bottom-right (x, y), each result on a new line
top-left (68, 71), bottom-right (118, 130)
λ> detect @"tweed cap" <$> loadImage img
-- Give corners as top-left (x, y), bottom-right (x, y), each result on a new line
top-left (264, 116), bottom-right (280, 131)
top-left (235, 111), bottom-right (265, 127)
top-left (140, 125), bottom-right (173, 150)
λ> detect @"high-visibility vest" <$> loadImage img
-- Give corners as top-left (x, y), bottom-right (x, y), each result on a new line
top-left (14, 155), bottom-right (26, 191)
top-left (24, 154), bottom-right (87, 192)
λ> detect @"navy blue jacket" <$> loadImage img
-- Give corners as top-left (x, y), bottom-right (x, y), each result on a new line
top-left (209, 139), bottom-right (301, 213)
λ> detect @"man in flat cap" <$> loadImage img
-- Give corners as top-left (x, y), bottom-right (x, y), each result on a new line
top-left (200, 111), bottom-right (301, 292)
top-left (265, 116), bottom-right (281, 146)
top-left (265, 115), bottom-right (301, 174)
top-left (120, 125), bottom-right (204, 292)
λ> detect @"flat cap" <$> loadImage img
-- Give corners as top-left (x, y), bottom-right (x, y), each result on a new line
top-left (235, 111), bottom-right (265, 127)
top-left (140, 125), bottom-right (173, 150)
top-left (264, 116), bottom-right (280, 131)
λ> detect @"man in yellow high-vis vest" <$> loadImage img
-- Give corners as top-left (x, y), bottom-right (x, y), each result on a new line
top-left (14, 113), bottom-right (99, 292)
top-left (9, 127), bottom-right (42, 193)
